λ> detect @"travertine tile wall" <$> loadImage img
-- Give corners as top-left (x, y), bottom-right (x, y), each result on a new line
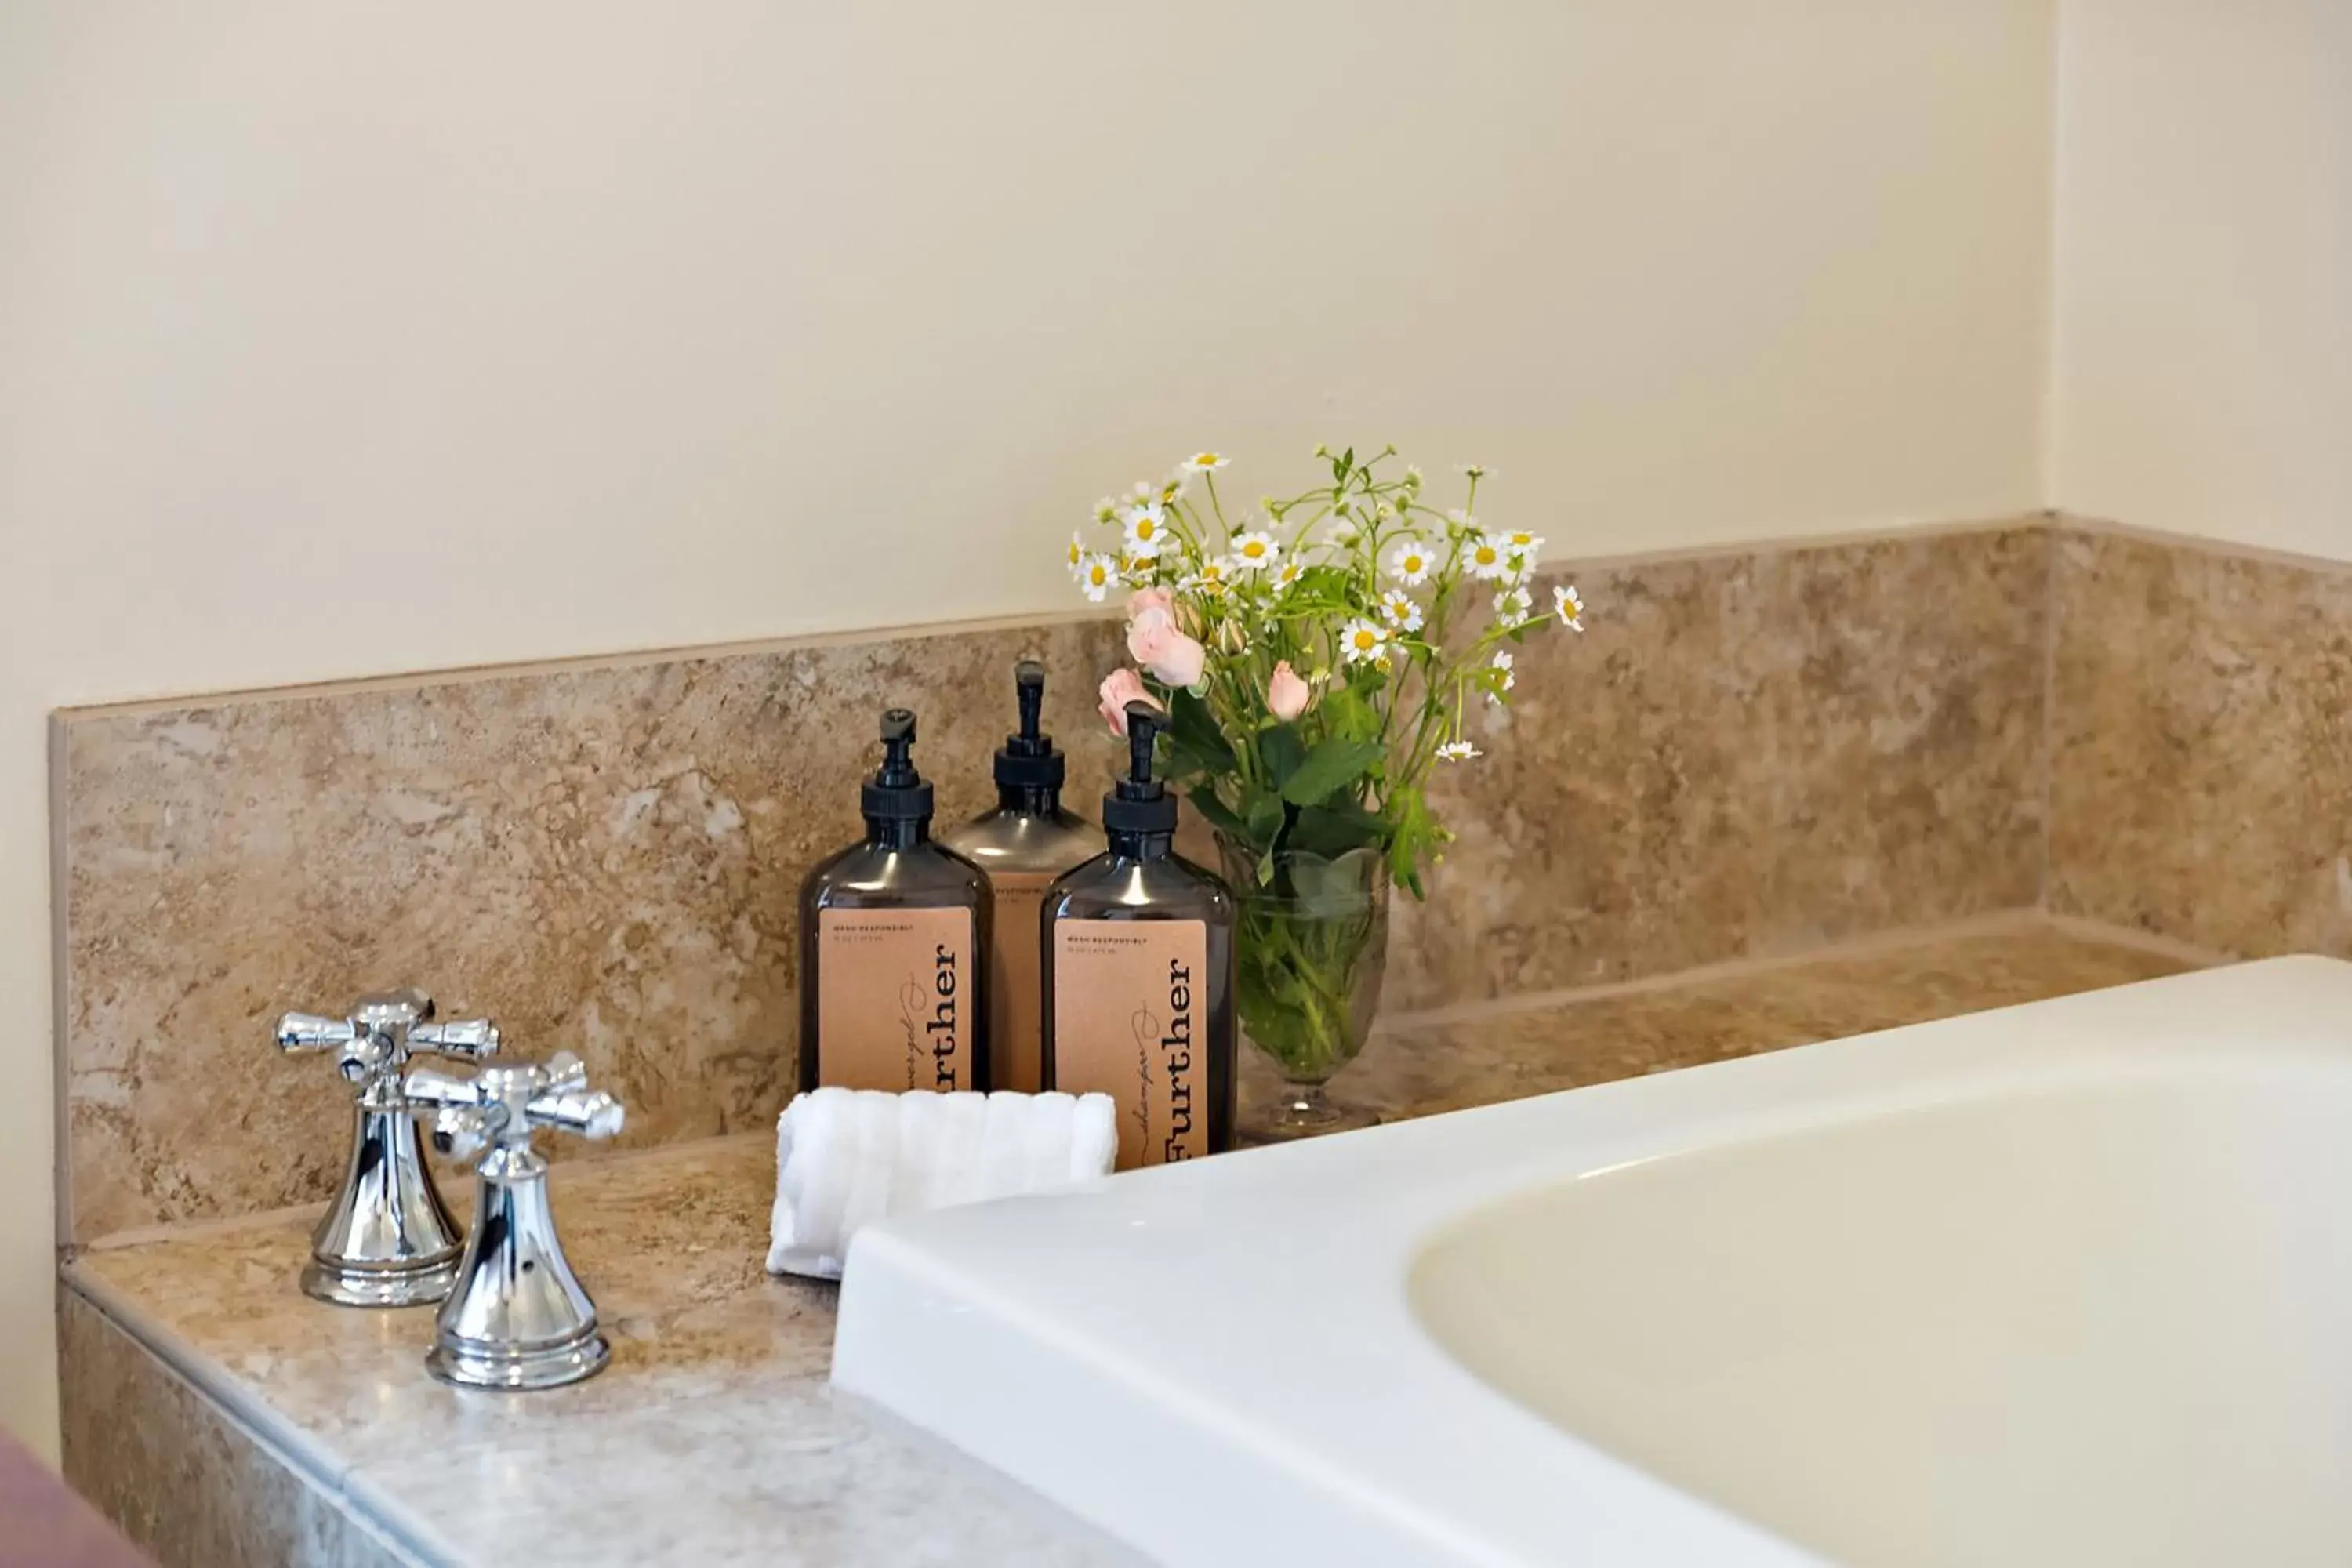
top-left (2047, 523), bottom-right (2352, 956)
top-left (1391, 524), bottom-right (2052, 1005)
top-left (54, 523), bottom-right (2056, 1241)
top-left (54, 620), bottom-right (1127, 1242)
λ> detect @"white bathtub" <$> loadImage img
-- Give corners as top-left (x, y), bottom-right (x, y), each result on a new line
top-left (833, 956), bottom-right (2352, 1566)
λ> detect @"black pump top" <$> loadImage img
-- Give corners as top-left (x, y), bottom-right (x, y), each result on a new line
top-left (862, 708), bottom-right (935, 825)
top-left (1102, 702), bottom-right (1178, 844)
top-left (993, 659), bottom-right (1065, 794)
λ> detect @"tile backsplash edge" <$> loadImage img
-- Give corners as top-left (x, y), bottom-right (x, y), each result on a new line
top-left (52, 514), bottom-right (2042, 725)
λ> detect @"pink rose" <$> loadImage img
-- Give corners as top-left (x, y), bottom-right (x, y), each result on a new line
top-left (1126, 586), bottom-right (1175, 621)
top-left (1098, 668), bottom-right (1162, 735)
top-left (1126, 604), bottom-right (1207, 688)
top-left (1266, 661), bottom-right (1311, 721)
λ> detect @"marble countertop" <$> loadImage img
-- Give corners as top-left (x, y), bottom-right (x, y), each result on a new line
top-left (63, 916), bottom-right (2189, 1567)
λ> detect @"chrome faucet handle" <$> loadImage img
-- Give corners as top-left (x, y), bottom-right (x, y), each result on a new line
top-left (405, 1051), bottom-right (626, 1391)
top-left (408, 1016), bottom-right (501, 1059)
top-left (275, 990), bottom-right (501, 1083)
top-left (274, 1011), bottom-right (360, 1051)
top-left (409, 1051), bottom-right (625, 1159)
top-left (271, 989), bottom-right (499, 1308)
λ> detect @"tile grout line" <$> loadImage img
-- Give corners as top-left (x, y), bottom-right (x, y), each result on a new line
top-left (2034, 910), bottom-right (2233, 970)
top-left (2034, 515), bottom-right (2065, 912)
top-left (1372, 908), bottom-right (2061, 1035)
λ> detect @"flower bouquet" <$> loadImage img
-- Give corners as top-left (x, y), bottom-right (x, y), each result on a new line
top-left (1072, 445), bottom-right (1584, 1136)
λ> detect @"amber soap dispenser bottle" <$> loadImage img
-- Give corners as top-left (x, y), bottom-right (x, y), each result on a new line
top-left (797, 709), bottom-right (990, 1094)
top-left (939, 660), bottom-right (1097, 1094)
top-left (1041, 701), bottom-right (1236, 1169)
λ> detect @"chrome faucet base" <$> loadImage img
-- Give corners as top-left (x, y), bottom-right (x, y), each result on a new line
top-left (426, 1324), bottom-right (611, 1392)
top-left (299, 1099), bottom-right (466, 1308)
top-left (301, 1254), bottom-right (462, 1310)
top-left (405, 1054), bottom-right (627, 1393)
top-left (275, 989), bottom-right (500, 1310)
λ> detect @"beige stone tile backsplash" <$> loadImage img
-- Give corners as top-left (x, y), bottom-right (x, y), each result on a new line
top-left (56, 621), bottom-right (1127, 1241)
top-left (56, 521), bottom-right (2059, 1240)
top-left (1392, 524), bottom-right (2052, 1007)
top-left (2048, 524), bottom-right (2352, 956)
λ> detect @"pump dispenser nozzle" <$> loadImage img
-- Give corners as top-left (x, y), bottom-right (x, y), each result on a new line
top-left (1102, 702), bottom-right (1178, 843)
top-left (1014, 661), bottom-right (1046, 747)
top-left (862, 708), bottom-right (935, 826)
top-left (993, 659), bottom-right (1065, 794)
top-left (1123, 705), bottom-right (1163, 795)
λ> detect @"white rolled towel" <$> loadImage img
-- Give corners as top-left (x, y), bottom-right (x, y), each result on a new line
top-left (766, 1088), bottom-right (1118, 1279)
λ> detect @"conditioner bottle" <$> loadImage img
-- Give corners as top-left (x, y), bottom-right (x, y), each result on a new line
top-left (939, 660), bottom-right (1097, 1093)
top-left (799, 710), bottom-right (990, 1094)
top-left (1041, 701), bottom-right (1236, 1169)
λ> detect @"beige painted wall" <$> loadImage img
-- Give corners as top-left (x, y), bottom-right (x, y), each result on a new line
top-left (2048, 0), bottom-right (2352, 558)
top-left (0, 2), bottom-right (2054, 1449)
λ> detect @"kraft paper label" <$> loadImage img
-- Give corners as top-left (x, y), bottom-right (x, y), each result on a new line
top-left (816, 906), bottom-right (975, 1091)
top-left (1052, 919), bottom-right (1209, 1170)
top-left (985, 870), bottom-right (1059, 1095)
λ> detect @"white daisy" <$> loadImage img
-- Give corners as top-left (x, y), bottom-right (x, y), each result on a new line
top-left (1066, 531), bottom-right (1087, 579)
top-left (1092, 497), bottom-right (1121, 527)
top-left (1180, 451), bottom-right (1230, 474)
top-left (1273, 559), bottom-right (1305, 590)
top-left (1181, 557), bottom-right (1232, 595)
top-left (1494, 585), bottom-right (1534, 624)
top-left (1553, 583), bottom-right (1586, 630)
top-left (1078, 554), bottom-right (1119, 603)
top-left (1123, 502), bottom-right (1169, 559)
top-left (1378, 589), bottom-right (1424, 633)
top-left (1230, 531), bottom-right (1280, 572)
top-left (1436, 739), bottom-right (1482, 763)
top-left (1385, 539), bottom-right (1435, 586)
top-left (1338, 618), bottom-right (1388, 666)
top-left (1487, 648), bottom-right (1515, 704)
top-left (1503, 528), bottom-right (1544, 555)
top-left (1159, 470), bottom-right (1189, 504)
top-left (1466, 532), bottom-right (1513, 581)
top-left (1455, 462), bottom-right (1492, 480)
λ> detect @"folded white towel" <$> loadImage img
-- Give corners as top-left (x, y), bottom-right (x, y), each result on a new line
top-left (767, 1088), bottom-right (1118, 1279)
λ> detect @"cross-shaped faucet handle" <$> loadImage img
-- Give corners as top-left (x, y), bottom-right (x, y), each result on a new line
top-left (275, 989), bottom-right (500, 1086)
top-left (405, 1051), bottom-right (626, 1163)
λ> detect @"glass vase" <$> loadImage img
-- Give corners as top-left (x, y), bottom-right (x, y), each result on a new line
top-left (1214, 837), bottom-right (1391, 1140)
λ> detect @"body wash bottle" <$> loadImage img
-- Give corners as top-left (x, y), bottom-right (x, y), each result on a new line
top-left (798, 710), bottom-right (990, 1094)
top-left (1042, 701), bottom-right (1236, 1169)
top-left (939, 661), bottom-right (1097, 1093)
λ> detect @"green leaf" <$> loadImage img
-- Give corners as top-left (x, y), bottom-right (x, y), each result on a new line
top-left (1280, 737), bottom-right (1383, 806)
top-left (1256, 723), bottom-right (1306, 789)
top-left (1182, 786), bottom-right (1247, 840)
top-left (1287, 799), bottom-right (1388, 859)
top-left (1243, 791), bottom-right (1285, 841)
top-left (1167, 686), bottom-right (1236, 774)
top-left (1309, 681), bottom-right (1367, 743)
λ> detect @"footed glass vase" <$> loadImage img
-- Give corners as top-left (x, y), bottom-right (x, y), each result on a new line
top-left (1215, 838), bottom-right (1391, 1140)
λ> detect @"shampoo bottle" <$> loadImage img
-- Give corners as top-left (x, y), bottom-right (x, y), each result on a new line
top-left (1041, 701), bottom-right (1236, 1169)
top-left (798, 710), bottom-right (991, 1094)
top-left (938, 661), bottom-right (1098, 1093)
